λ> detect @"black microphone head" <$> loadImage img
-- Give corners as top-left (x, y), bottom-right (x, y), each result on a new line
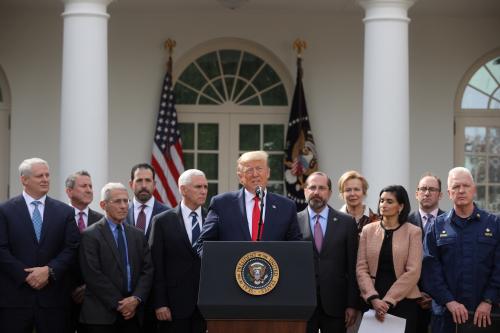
top-left (255, 186), bottom-right (263, 198)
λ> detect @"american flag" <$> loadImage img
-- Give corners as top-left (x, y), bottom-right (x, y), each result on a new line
top-left (151, 56), bottom-right (184, 207)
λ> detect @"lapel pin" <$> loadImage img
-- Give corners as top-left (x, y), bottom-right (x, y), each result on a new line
top-left (272, 205), bottom-right (276, 209)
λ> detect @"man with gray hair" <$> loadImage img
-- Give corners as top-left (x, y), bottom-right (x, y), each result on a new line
top-left (79, 182), bottom-right (153, 333)
top-left (423, 167), bottom-right (500, 332)
top-left (0, 157), bottom-right (80, 333)
top-left (150, 169), bottom-right (208, 333)
top-left (65, 170), bottom-right (103, 333)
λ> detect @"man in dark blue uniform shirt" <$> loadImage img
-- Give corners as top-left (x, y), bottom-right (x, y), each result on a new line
top-left (423, 167), bottom-right (500, 332)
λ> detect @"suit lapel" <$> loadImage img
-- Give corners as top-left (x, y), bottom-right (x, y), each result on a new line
top-left (124, 224), bottom-right (139, 285)
top-left (176, 206), bottom-right (193, 251)
top-left (16, 196), bottom-right (38, 244)
top-left (322, 207), bottom-right (338, 251)
top-left (39, 197), bottom-right (54, 245)
top-left (126, 204), bottom-right (135, 227)
top-left (297, 210), bottom-right (313, 241)
top-left (238, 189), bottom-right (252, 240)
top-left (98, 220), bottom-right (126, 274)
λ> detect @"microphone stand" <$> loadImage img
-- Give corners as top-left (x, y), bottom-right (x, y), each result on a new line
top-left (256, 192), bottom-right (265, 241)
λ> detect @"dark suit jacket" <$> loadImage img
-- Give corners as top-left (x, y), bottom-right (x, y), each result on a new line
top-left (150, 206), bottom-right (207, 319)
top-left (408, 209), bottom-right (445, 239)
top-left (196, 188), bottom-right (302, 255)
top-left (79, 218), bottom-right (154, 325)
top-left (88, 208), bottom-right (104, 227)
top-left (126, 199), bottom-right (169, 240)
top-left (297, 206), bottom-right (360, 316)
top-left (0, 195), bottom-right (80, 308)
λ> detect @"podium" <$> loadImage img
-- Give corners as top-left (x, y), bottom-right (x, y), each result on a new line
top-left (198, 241), bottom-right (316, 333)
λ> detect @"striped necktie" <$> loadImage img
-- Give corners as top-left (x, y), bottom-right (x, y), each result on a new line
top-left (31, 201), bottom-right (43, 242)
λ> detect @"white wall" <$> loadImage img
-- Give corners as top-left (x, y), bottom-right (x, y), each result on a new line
top-left (1, 4), bottom-right (499, 212)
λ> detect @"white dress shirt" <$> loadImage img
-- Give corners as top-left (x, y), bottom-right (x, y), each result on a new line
top-left (180, 200), bottom-right (203, 244)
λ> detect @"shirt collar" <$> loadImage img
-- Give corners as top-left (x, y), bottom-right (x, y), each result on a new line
top-left (419, 208), bottom-right (439, 220)
top-left (133, 196), bottom-right (154, 210)
top-left (23, 191), bottom-right (47, 206)
top-left (307, 205), bottom-right (329, 220)
top-left (244, 188), bottom-right (266, 205)
top-left (70, 204), bottom-right (89, 216)
top-left (180, 200), bottom-right (202, 217)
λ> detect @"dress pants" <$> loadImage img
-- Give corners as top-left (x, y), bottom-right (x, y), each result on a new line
top-left (0, 306), bottom-right (69, 333)
top-left (157, 308), bottom-right (206, 333)
top-left (307, 297), bottom-right (346, 333)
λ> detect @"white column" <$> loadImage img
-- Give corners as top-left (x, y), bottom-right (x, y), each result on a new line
top-left (60, 0), bottom-right (112, 202)
top-left (358, 0), bottom-right (417, 209)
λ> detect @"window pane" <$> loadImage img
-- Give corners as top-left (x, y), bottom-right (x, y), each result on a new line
top-left (206, 183), bottom-right (218, 208)
top-left (264, 125), bottom-right (284, 151)
top-left (178, 63), bottom-right (206, 91)
top-left (234, 79), bottom-right (248, 100)
top-left (461, 86), bottom-right (489, 109)
top-left (240, 52), bottom-right (264, 80)
top-left (198, 153), bottom-right (218, 179)
top-left (199, 96), bottom-right (217, 105)
top-left (220, 50), bottom-right (241, 76)
top-left (201, 85), bottom-right (222, 103)
top-left (489, 157), bottom-right (500, 182)
top-left (491, 90), bottom-right (500, 109)
top-left (212, 78), bottom-right (226, 100)
top-left (268, 154), bottom-right (284, 180)
top-left (198, 124), bottom-right (219, 150)
top-left (464, 155), bottom-right (487, 183)
top-left (489, 185), bottom-right (500, 213)
top-left (174, 83), bottom-right (197, 105)
top-left (239, 124), bottom-right (260, 150)
top-left (225, 78), bottom-right (235, 98)
top-left (179, 123), bottom-right (194, 149)
top-left (488, 127), bottom-right (500, 154)
top-left (469, 66), bottom-right (497, 95)
top-left (261, 84), bottom-right (288, 106)
top-left (252, 64), bottom-right (280, 91)
top-left (475, 185), bottom-right (486, 209)
top-left (236, 85), bottom-right (257, 104)
top-left (241, 97), bottom-right (260, 106)
top-left (464, 127), bottom-right (486, 153)
top-left (183, 153), bottom-right (194, 169)
top-left (268, 183), bottom-right (284, 195)
top-left (196, 51), bottom-right (220, 80)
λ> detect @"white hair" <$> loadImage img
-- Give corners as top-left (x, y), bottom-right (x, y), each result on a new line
top-left (19, 158), bottom-right (49, 177)
top-left (447, 167), bottom-right (474, 187)
top-left (100, 182), bottom-right (128, 202)
top-left (178, 169), bottom-right (206, 187)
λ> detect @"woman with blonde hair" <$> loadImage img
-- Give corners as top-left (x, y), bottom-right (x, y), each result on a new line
top-left (338, 170), bottom-right (377, 234)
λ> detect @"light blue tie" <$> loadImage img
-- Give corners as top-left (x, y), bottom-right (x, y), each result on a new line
top-left (31, 201), bottom-right (43, 241)
top-left (191, 211), bottom-right (200, 246)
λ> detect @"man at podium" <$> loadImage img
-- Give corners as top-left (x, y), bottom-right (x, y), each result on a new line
top-left (196, 150), bottom-right (302, 255)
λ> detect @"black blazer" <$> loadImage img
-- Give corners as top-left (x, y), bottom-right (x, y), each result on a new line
top-left (0, 195), bottom-right (80, 308)
top-left (79, 218), bottom-right (153, 325)
top-left (126, 199), bottom-right (169, 240)
top-left (88, 208), bottom-right (104, 226)
top-left (297, 206), bottom-right (360, 316)
top-left (150, 206), bottom-right (207, 319)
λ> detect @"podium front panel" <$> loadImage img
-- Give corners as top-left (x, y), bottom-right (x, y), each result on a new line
top-left (198, 241), bottom-right (316, 320)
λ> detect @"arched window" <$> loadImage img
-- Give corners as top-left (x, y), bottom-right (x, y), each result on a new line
top-left (173, 38), bottom-right (292, 202)
top-left (455, 48), bottom-right (500, 213)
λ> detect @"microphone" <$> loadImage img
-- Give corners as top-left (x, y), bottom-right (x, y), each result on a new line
top-left (255, 186), bottom-right (265, 200)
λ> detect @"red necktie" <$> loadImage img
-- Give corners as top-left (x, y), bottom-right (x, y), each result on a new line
top-left (136, 205), bottom-right (146, 232)
top-left (252, 196), bottom-right (262, 241)
top-left (77, 212), bottom-right (85, 232)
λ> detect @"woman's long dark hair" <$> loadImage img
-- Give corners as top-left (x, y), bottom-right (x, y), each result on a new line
top-left (378, 185), bottom-right (411, 224)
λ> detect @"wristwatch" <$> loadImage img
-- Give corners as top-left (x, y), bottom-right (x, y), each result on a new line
top-left (48, 266), bottom-right (56, 282)
top-left (483, 298), bottom-right (493, 305)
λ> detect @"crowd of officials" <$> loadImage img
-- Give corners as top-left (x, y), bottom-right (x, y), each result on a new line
top-left (0, 151), bottom-right (498, 333)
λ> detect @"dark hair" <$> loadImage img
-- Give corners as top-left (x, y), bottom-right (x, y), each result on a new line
top-left (305, 171), bottom-right (332, 190)
top-left (378, 185), bottom-right (411, 224)
top-left (130, 163), bottom-right (155, 181)
top-left (65, 170), bottom-right (91, 189)
top-left (419, 172), bottom-right (442, 192)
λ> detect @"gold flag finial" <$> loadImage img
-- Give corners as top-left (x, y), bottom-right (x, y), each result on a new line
top-left (164, 38), bottom-right (177, 56)
top-left (293, 39), bottom-right (307, 58)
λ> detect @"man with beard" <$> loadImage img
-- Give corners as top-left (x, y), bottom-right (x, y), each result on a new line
top-left (65, 170), bottom-right (103, 333)
top-left (297, 172), bottom-right (359, 333)
top-left (126, 163), bottom-right (169, 333)
top-left (423, 167), bottom-right (500, 332)
top-left (408, 173), bottom-right (446, 333)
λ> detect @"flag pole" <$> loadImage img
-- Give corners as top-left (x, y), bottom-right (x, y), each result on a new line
top-left (163, 38), bottom-right (177, 72)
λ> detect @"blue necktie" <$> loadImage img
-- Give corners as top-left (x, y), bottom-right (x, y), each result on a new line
top-left (31, 201), bottom-right (43, 242)
top-left (191, 211), bottom-right (200, 246)
top-left (424, 214), bottom-right (434, 235)
top-left (116, 224), bottom-right (129, 293)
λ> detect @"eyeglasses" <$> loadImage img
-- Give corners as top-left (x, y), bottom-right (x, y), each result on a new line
top-left (108, 198), bottom-right (129, 205)
top-left (417, 187), bottom-right (440, 193)
top-left (306, 185), bottom-right (329, 192)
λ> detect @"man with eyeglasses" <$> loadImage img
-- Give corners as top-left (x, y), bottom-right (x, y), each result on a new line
top-left (423, 167), bottom-right (500, 332)
top-left (196, 150), bottom-right (302, 255)
top-left (79, 183), bottom-right (153, 333)
top-left (408, 173), bottom-right (446, 333)
top-left (297, 172), bottom-right (359, 333)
